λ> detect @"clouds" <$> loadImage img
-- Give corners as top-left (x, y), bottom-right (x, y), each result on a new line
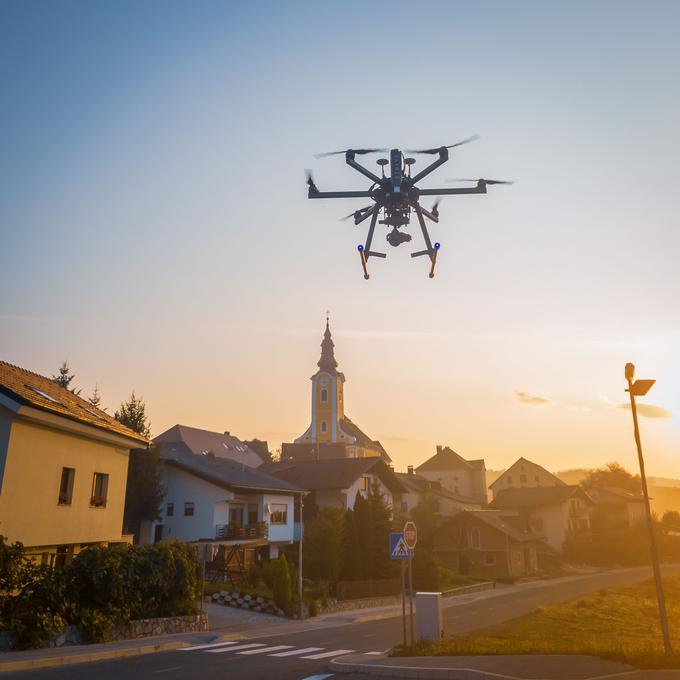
top-left (514, 390), bottom-right (551, 406)
top-left (617, 402), bottom-right (673, 419)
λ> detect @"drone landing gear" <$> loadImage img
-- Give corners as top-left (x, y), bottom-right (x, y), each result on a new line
top-left (357, 207), bottom-right (386, 280)
top-left (411, 204), bottom-right (441, 278)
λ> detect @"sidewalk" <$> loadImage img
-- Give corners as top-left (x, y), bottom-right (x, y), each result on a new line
top-left (330, 654), bottom-right (680, 679)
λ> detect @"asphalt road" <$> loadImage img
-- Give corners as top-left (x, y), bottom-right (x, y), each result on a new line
top-left (8, 565), bottom-right (676, 680)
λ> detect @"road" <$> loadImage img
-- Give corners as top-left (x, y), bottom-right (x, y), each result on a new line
top-left (8, 565), bottom-right (676, 680)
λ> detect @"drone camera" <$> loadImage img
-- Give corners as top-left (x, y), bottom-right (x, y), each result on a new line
top-left (386, 228), bottom-right (412, 247)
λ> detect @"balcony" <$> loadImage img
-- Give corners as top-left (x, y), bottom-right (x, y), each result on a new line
top-left (215, 522), bottom-right (267, 541)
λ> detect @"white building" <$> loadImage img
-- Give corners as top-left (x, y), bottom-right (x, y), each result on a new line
top-left (141, 446), bottom-right (305, 559)
top-left (489, 456), bottom-right (565, 500)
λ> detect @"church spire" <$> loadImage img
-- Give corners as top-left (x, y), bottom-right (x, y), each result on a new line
top-left (317, 314), bottom-right (338, 374)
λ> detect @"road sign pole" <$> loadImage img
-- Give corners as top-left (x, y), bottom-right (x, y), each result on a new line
top-left (408, 552), bottom-right (414, 646)
top-left (401, 559), bottom-right (407, 647)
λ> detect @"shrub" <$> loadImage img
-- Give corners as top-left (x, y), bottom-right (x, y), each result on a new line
top-left (273, 555), bottom-right (292, 614)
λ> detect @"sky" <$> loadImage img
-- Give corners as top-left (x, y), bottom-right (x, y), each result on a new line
top-left (2, 0), bottom-right (679, 476)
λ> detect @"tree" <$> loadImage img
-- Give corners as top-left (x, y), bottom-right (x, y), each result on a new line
top-left (123, 445), bottom-right (165, 540)
top-left (52, 360), bottom-right (79, 393)
top-left (410, 496), bottom-right (442, 549)
top-left (366, 480), bottom-right (393, 579)
top-left (341, 509), bottom-right (363, 580)
top-left (662, 510), bottom-right (680, 527)
top-left (582, 462), bottom-right (642, 494)
top-left (88, 384), bottom-right (104, 409)
top-left (273, 554), bottom-right (292, 614)
top-left (303, 508), bottom-right (344, 582)
top-left (114, 392), bottom-right (151, 438)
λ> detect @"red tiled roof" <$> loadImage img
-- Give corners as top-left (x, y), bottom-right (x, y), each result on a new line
top-left (0, 360), bottom-right (149, 445)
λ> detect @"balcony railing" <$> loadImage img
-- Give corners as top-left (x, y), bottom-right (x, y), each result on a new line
top-left (215, 522), bottom-right (267, 541)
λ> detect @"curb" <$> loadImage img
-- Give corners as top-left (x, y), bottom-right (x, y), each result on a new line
top-left (329, 656), bottom-right (680, 680)
top-left (0, 640), bottom-right (189, 673)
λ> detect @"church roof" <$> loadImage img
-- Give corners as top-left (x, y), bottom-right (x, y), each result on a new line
top-left (340, 416), bottom-right (391, 462)
top-left (317, 318), bottom-right (340, 375)
top-left (154, 424), bottom-right (263, 468)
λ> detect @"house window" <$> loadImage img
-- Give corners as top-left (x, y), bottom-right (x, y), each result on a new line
top-left (320, 388), bottom-right (328, 403)
top-left (90, 472), bottom-right (109, 507)
top-left (507, 476), bottom-right (513, 485)
top-left (360, 476), bottom-right (371, 492)
top-left (270, 504), bottom-right (287, 525)
top-left (320, 421), bottom-right (327, 433)
top-left (484, 553), bottom-right (496, 566)
top-left (166, 502), bottom-right (174, 517)
top-left (400, 501), bottom-right (408, 513)
top-left (520, 474), bottom-right (527, 484)
top-left (471, 527), bottom-right (480, 548)
top-left (58, 467), bottom-right (75, 505)
top-left (184, 502), bottom-right (195, 516)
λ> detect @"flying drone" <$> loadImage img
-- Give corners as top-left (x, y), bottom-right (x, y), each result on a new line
top-left (306, 136), bottom-right (512, 279)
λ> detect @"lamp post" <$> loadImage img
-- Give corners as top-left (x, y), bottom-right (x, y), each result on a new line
top-left (625, 362), bottom-right (672, 656)
top-left (298, 494), bottom-right (304, 618)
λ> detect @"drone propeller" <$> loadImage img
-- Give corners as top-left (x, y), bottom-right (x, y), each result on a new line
top-left (447, 177), bottom-right (514, 185)
top-left (431, 199), bottom-right (441, 217)
top-left (314, 147), bottom-right (387, 159)
top-left (340, 205), bottom-right (373, 221)
top-left (405, 135), bottom-right (480, 155)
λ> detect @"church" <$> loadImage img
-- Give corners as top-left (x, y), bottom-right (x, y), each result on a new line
top-left (280, 319), bottom-right (390, 463)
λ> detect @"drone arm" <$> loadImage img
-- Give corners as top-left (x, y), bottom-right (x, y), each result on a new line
top-left (308, 190), bottom-right (375, 199)
top-left (354, 205), bottom-right (377, 225)
top-left (418, 185), bottom-right (487, 196)
top-left (345, 152), bottom-right (382, 185)
top-left (413, 203), bottom-right (439, 223)
top-left (410, 148), bottom-right (449, 184)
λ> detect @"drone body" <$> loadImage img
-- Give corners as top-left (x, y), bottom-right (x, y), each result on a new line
top-left (306, 138), bottom-right (511, 278)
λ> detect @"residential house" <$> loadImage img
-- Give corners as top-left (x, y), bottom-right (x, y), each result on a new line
top-left (432, 509), bottom-right (539, 578)
top-left (415, 446), bottom-right (487, 506)
top-left (584, 485), bottom-right (646, 530)
top-left (489, 456), bottom-right (565, 500)
top-left (395, 466), bottom-right (482, 518)
top-left (263, 457), bottom-right (404, 518)
top-left (154, 424), bottom-right (263, 468)
top-left (142, 446), bottom-right (306, 559)
top-left (0, 360), bottom-right (149, 564)
top-left (290, 320), bottom-right (390, 462)
top-left (489, 485), bottom-right (595, 552)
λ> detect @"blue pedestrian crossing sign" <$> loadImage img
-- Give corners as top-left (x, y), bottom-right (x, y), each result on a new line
top-left (389, 532), bottom-right (411, 560)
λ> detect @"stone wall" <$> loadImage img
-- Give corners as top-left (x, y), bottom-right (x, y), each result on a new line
top-left (210, 590), bottom-right (286, 616)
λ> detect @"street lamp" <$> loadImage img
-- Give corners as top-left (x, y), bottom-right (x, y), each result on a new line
top-left (625, 362), bottom-right (672, 656)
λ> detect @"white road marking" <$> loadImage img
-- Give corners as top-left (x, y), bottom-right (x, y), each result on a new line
top-left (205, 642), bottom-right (266, 654)
top-left (301, 649), bottom-right (355, 659)
top-left (153, 667), bottom-right (183, 673)
top-left (364, 651), bottom-right (383, 655)
top-left (300, 675), bottom-right (335, 680)
top-left (268, 646), bottom-right (324, 657)
top-left (180, 640), bottom-right (240, 651)
top-left (237, 645), bottom-right (294, 655)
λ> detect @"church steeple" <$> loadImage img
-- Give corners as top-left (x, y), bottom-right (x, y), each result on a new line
top-left (317, 315), bottom-right (339, 374)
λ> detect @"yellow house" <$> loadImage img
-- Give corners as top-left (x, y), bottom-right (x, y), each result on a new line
top-left (0, 360), bottom-right (149, 564)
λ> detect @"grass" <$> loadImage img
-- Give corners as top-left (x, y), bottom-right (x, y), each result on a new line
top-left (202, 581), bottom-right (273, 599)
top-left (396, 575), bottom-right (680, 669)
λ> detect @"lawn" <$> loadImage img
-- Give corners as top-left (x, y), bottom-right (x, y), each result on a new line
top-left (398, 574), bottom-right (680, 669)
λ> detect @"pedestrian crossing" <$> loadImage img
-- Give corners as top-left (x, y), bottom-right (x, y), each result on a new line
top-left (180, 639), bottom-right (381, 661)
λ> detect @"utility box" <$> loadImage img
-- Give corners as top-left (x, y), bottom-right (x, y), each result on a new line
top-left (416, 591), bottom-right (443, 642)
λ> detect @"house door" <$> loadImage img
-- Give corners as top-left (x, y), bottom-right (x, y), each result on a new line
top-left (154, 524), bottom-right (164, 543)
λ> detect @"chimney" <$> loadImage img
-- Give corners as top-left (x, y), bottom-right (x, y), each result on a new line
top-left (436, 445), bottom-right (442, 454)
top-left (407, 465), bottom-right (414, 475)
top-left (224, 431), bottom-right (230, 436)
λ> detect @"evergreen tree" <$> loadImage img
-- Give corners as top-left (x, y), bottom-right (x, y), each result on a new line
top-left (52, 360), bottom-right (80, 394)
top-left (273, 554), bottom-right (292, 614)
top-left (114, 392), bottom-right (151, 438)
top-left (341, 509), bottom-right (363, 580)
top-left (303, 508), bottom-right (344, 582)
top-left (88, 384), bottom-right (104, 410)
top-left (366, 480), bottom-right (393, 579)
top-left (123, 445), bottom-right (165, 541)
